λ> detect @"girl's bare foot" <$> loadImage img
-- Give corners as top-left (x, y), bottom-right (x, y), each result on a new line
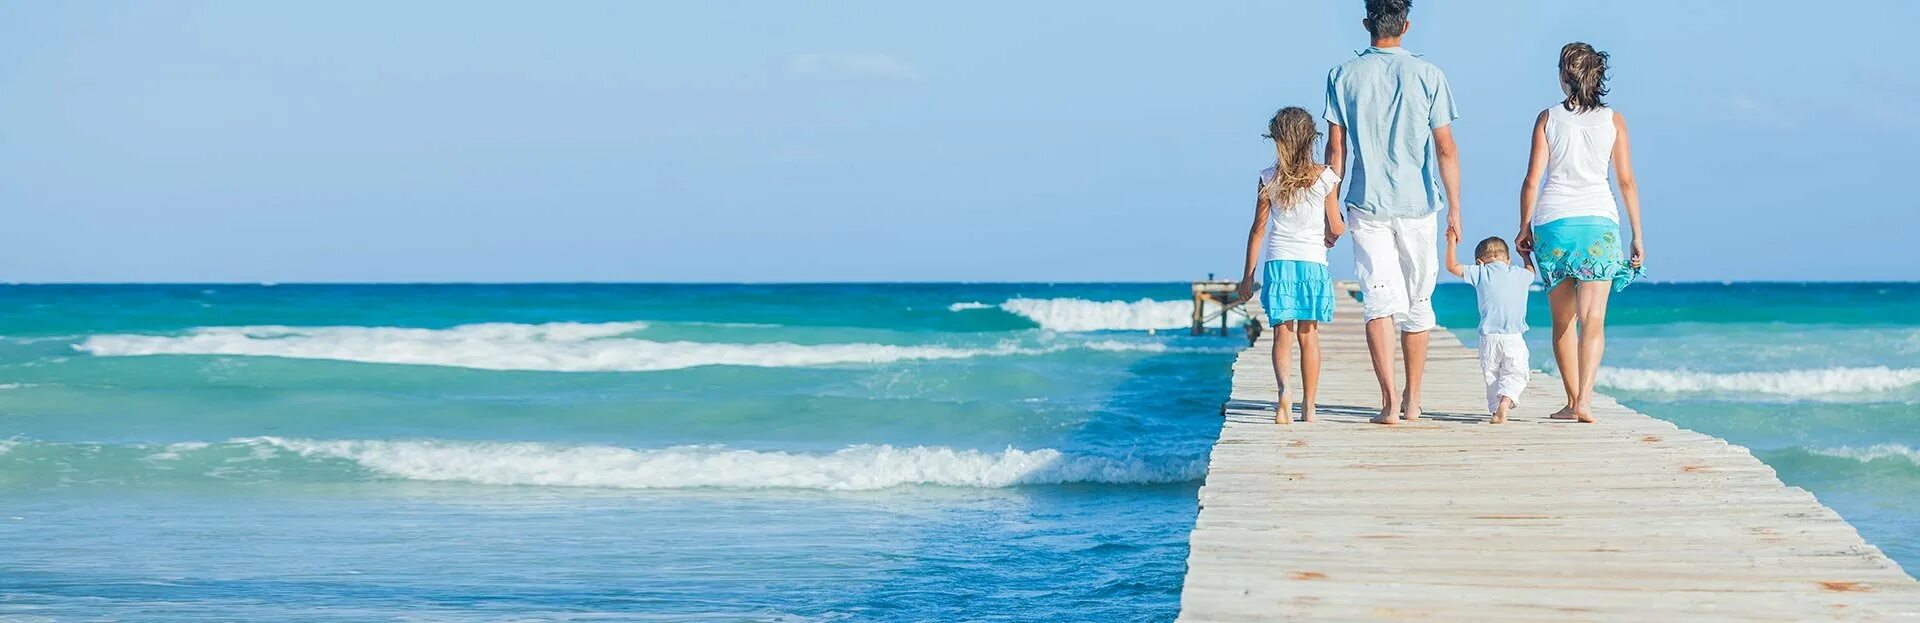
top-left (1549, 404), bottom-right (1579, 420)
top-left (1490, 397), bottom-right (1511, 424)
top-left (1300, 404), bottom-right (1317, 423)
top-left (1276, 392), bottom-right (1293, 426)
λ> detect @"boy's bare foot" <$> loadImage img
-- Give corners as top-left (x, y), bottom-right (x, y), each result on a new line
top-left (1491, 397), bottom-right (1511, 424)
top-left (1549, 404), bottom-right (1579, 420)
top-left (1300, 404), bottom-right (1318, 424)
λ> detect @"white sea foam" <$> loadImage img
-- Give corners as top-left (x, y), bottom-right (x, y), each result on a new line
top-left (74, 321), bottom-right (1042, 372)
top-left (1596, 366), bottom-right (1920, 397)
top-left (947, 302), bottom-right (994, 311)
top-left (241, 437), bottom-right (1204, 490)
top-left (1076, 340), bottom-right (1240, 354)
top-left (996, 298), bottom-right (1205, 332)
top-left (1810, 444), bottom-right (1920, 465)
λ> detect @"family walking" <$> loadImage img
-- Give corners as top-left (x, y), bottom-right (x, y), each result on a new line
top-left (1235, 0), bottom-right (1645, 426)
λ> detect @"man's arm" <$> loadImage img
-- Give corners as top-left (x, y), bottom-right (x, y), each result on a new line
top-left (1325, 123), bottom-right (1347, 206)
top-left (1433, 124), bottom-right (1462, 241)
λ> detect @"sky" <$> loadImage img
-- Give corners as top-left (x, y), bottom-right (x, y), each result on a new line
top-left (0, 1), bottom-right (1915, 283)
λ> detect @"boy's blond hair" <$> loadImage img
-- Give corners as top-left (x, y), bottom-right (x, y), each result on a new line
top-left (1475, 237), bottom-right (1510, 262)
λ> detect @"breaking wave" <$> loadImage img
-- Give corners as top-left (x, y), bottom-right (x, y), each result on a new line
top-left (993, 298), bottom-right (1209, 332)
top-left (74, 322), bottom-right (1042, 372)
top-left (0, 438), bottom-right (1207, 491)
top-left (1809, 444), bottom-right (1920, 465)
top-left (1596, 366), bottom-right (1920, 398)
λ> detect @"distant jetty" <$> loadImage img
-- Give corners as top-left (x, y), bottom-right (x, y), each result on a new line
top-left (1177, 295), bottom-right (1920, 620)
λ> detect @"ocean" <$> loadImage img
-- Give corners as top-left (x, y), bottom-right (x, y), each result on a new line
top-left (0, 282), bottom-right (1914, 621)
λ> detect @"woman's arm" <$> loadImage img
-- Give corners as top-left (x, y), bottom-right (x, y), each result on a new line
top-left (1613, 111), bottom-right (1644, 268)
top-left (1237, 180), bottom-right (1272, 301)
top-left (1515, 110), bottom-right (1549, 266)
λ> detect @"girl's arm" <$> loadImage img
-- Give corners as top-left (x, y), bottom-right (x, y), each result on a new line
top-left (1237, 180), bottom-right (1272, 301)
top-left (1613, 111), bottom-right (1644, 268)
top-left (1515, 110), bottom-right (1549, 267)
top-left (1322, 170), bottom-right (1346, 247)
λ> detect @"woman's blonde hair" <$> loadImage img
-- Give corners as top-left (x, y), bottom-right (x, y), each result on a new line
top-left (1261, 107), bottom-right (1321, 208)
top-left (1559, 42), bottom-right (1610, 113)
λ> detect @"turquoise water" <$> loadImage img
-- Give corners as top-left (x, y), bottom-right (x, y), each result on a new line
top-left (2, 282), bottom-right (1916, 620)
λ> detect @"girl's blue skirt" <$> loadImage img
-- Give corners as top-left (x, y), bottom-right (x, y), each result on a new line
top-left (1261, 259), bottom-right (1334, 324)
top-left (1532, 216), bottom-right (1643, 291)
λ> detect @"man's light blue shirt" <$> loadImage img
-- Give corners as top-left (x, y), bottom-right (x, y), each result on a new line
top-left (1460, 262), bottom-right (1532, 335)
top-left (1324, 46), bottom-right (1459, 218)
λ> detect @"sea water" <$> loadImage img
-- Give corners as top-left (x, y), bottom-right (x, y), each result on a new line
top-left (0, 282), bottom-right (1915, 621)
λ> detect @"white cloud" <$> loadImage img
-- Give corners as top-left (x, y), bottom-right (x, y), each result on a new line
top-left (783, 52), bottom-right (922, 82)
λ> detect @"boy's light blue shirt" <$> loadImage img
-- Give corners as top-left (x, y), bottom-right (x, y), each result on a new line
top-left (1323, 46), bottom-right (1459, 218)
top-left (1460, 262), bottom-right (1532, 335)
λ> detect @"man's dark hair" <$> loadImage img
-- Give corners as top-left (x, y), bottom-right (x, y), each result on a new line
top-left (1365, 0), bottom-right (1412, 38)
top-left (1475, 236), bottom-right (1510, 262)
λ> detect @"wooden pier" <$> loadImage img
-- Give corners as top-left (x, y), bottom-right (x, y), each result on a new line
top-left (1177, 296), bottom-right (1920, 621)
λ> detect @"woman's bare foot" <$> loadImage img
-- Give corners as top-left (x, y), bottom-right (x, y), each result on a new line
top-left (1300, 404), bottom-right (1318, 424)
top-left (1490, 397), bottom-right (1511, 424)
top-left (1574, 398), bottom-right (1597, 423)
top-left (1549, 404), bottom-right (1579, 420)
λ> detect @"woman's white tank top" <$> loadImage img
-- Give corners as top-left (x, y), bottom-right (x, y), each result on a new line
top-left (1534, 104), bottom-right (1619, 226)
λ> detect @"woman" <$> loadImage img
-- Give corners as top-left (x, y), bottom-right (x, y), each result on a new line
top-left (1515, 42), bottom-right (1645, 423)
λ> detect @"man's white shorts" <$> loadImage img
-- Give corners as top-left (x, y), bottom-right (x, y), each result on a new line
top-left (1349, 209), bottom-right (1438, 333)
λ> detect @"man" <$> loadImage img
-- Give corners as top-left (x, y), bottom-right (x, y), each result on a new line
top-left (1323, 0), bottom-right (1463, 425)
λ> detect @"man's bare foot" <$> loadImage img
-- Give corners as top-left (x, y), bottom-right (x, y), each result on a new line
top-left (1371, 401), bottom-right (1401, 425)
top-left (1549, 404), bottom-right (1579, 420)
top-left (1300, 404), bottom-right (1318, 424)
top-left (1491, 397), bottom-right (1511, 424)
top-left (1401, 402), bottom-right (1422, 422)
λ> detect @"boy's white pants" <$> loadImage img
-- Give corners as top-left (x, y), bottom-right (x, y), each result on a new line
top-left (1478, 333), bottom-right (1529, 414)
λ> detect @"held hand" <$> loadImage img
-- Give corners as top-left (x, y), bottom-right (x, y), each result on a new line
top-left (1235, 279), bottom-right (1254, 302)
top-left (1323, 227), bottom-right (1340, 249)
top-left (1445, 217), bottom-right (1462, 245)
top-left (1629, 239), bottom-right (1645, 269)
top-left (1514, 230), bottom-right (1536, 268)
top-left (1444, 227), bottom-right (1460, 246)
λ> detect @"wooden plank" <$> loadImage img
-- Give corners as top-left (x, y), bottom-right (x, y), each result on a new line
top-left (1176, 297), bottom-right (1920, 621)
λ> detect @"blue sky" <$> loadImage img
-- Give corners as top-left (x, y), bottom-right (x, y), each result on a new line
top-left (0, 1), bottom-right (1914, 282)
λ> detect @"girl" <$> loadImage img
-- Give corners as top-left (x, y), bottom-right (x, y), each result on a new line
top-left (1515, 42), bottom-right (1646, 423)
top-left (1237, 107), bottom-right (1346, 425)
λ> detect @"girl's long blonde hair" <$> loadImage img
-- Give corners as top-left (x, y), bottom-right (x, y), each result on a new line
top-left (1261, 107), bottom-right (1321, 208)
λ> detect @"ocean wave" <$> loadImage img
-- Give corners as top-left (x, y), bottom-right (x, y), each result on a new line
top-left (995, 298), bottom-right (1209, 332)
top-left (1596, 366), bottom-right (1920, 397)
top-left (947, 301), bottom-right (995, 312)
top-left (2, 438), bottom-right (1205, 491)
top-left (1810, 444), bottom-right (1920, 465)
top-left (74, 321), bottom-right (1042, 372)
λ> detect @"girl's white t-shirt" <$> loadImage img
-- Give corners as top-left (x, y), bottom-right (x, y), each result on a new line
top-left (1534, 104), bottom-right (1620, 226)
top-left (1260, 166), bottom-right (1341, 266)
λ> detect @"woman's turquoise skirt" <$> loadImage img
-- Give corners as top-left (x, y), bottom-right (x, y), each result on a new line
top-left (1532, 216), bottom-right (1643, 291)
top-left (1261, 259), bottom-right (1334, 324)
